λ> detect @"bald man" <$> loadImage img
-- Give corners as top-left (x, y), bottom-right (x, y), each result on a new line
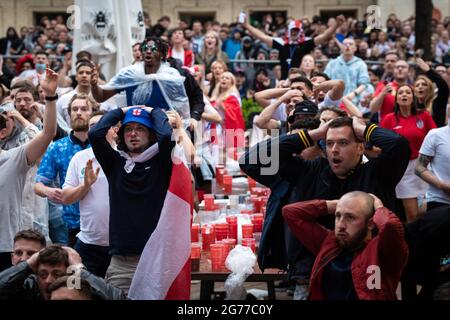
top-left (282, 191), bottom-right (409, 300)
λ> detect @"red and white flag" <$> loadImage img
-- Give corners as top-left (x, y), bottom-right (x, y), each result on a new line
top-left (128, 145), bottom-right (193, 300)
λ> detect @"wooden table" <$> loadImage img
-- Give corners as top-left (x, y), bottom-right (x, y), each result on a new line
top-left (191, 255), bottom-right (287, 300)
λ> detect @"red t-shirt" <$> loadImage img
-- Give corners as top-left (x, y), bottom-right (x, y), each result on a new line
top-left (381, 111), bottom-right (437, 159)
top-left (373, 81), bottom-right (400, 121)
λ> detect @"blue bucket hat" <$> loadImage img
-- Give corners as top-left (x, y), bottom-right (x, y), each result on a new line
top-left (122, 107), bottom-right (153, 130)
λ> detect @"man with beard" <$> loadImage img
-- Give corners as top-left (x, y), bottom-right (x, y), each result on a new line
top-left (14, 85), bottom-right (42, 129)
top-left (282, 191), bottom-right (409, 299)
top-left (35, 94), bottom-right (96, 247)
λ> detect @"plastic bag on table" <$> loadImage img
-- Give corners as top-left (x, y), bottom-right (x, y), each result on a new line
top-left (224, 245), bottom-right (256, 300)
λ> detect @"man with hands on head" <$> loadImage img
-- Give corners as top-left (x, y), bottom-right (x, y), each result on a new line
top-left (0, 244), bottom-right (125, 300)
top-left (240, 115), bottom-right (410, 215)
top-left (88, 104), bottom-right (175, 294)
top-left (282, 191), bottom-right (409, 300)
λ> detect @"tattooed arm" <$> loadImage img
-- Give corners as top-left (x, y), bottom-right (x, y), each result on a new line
top-left (415, 154), bottom-right (450, 195)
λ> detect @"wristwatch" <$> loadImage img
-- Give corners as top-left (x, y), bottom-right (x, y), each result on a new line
top-left (45, 94), bottom-right (59, 101)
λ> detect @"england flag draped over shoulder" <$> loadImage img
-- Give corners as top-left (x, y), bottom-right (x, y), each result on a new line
top-left (128, 145), bottom-right (193, 300)
top-left (72, 0), bottom-right (145, 80)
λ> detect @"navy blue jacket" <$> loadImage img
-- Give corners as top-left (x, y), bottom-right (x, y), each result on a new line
top-left (240, 124), bottom-right (410, 271)
top-left (89, 108), bottom-right (175, 255)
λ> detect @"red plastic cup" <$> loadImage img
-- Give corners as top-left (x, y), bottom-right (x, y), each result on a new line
top-left (226, 216), bottom-right (238, 240)
top-left (251, 197), bottom-right (261, 213)
top-left (242, 238), bottom-right (256, 253)
top-left (240, 209), bottom-right (253, 215)
top-left (223, 175), bottom-right (232, 194)
top-left (251, 214), bottom-right (264, 233)
top-left (191, 223), bottom-right (200, 242)
top-left (201, 225), bottom-right (215, 251)
top-left (191, 242), bottom-right (201, 259)
top-left (204, 194), bottom-right (215, 211)
top-left (241, 224), bottom-right (254, 239)
top-left (210, 243), bottom-right (225, 272)
top-left (216, 165), bottom-right (226, 186)
top-left (214, 223), bottom-right (229, 241)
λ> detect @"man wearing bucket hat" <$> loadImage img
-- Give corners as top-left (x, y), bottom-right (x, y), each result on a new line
top-left (241, 14), bottom-right (345, 79)
top-left (88, 105), bottom-right (175, 294)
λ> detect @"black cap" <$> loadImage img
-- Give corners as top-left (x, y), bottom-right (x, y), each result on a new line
top-left (288, 100), bottom-right (318, 123)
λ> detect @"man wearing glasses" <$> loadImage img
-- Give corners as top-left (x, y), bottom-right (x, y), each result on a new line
top-left (90, 37), bottom-right (204, 130)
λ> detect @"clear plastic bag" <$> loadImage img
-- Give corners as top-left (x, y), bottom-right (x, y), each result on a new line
top-left (224, 245), bottom-right (256, 300)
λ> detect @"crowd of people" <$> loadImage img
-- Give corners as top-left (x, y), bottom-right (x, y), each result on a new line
top-left (0, 10), bottom-right (449, 300)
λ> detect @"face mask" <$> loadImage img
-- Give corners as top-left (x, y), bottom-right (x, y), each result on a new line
top-left (36, 63), bottom-right (46, 72)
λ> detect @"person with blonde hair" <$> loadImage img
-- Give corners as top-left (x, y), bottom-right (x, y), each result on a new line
top-left (414, 58), bottom-right (449, 127)
top-left (195, 31), bottom-right (229, 75)
top-left (211, 71), bottom-right (245, 151)
top-left (206, 60), bottom-right (228, 99)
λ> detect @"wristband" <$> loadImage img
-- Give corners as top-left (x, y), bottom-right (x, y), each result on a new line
top-left (45, 94), bottom-right (58, 101)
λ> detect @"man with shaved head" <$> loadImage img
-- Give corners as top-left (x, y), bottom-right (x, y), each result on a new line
top-left (282, 191), bottom-right (409, 300)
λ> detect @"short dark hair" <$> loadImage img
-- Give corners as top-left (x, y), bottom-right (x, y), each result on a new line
top-left (15, 85), bottom-right (39, 102)
top-left (10, 80), bottom-right (35, 91)
top-left (319, 106), bottom-right (347, 118)
top-left (159, 16), bottom-right (170, 22)
top-left (47, 276), bottom-right (94, 300)
top-left (311, 71), bottom-right (330, 81)
top-left (140, 37), bottom-right (169, 61)
top-left (328, 116), bottom-right (354, 129)
top-left (290, 117), bottom-right (321, 130)
top-left (14, 229), bottom-right (46, 248)
top-left (328, 116), bottom-right (363, 141)
top-left (36, 245), bottom-right (69, 268)
top-left (75, 59), bottom-right (94, 72)
top-left (290, 76), bottom-right (313, 90)
top-left (76, 50), bottom-right (92, 61)
top-left (35, 50), bottom-right (49, 58)
top-left (168, 28), bottom-right (184, 39)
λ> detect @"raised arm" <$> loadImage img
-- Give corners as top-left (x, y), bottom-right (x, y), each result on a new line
top-left (373, 204), bottom-right (409, 271)
top-left (242, 16), bottom-right (273, 48)
top-left (342, 97), bottom-right (363, 118)
top-left (314, 79), bottom-right (345, 101)
top-left (314, 15), bottom-right (345, 46)
top-left (90, 64), bottom-right (116, 103)
top-left (254, 87), bottom-right (290, 108)
top-left (25, 68), bottom-right (57, 165)
top-left (167, 110), bottom-right (196, 164)
top-left (369, 84), bottom-right (392, 114)
top-left (360, 119), bottom-right (410, 186)
top-left (62, 158), bottom-right (100, 205)
top-left (255, 89), bottom-right (303, 130)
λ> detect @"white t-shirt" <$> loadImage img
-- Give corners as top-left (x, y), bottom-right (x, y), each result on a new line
top-left (63, 148), bottom-right (110, 246)
top-left (171, 48), bottom-right (185, 66)
top-left (0, 146), bottom-right (31, 252)
top-left (318, 91), bottom-right (342, 110)
top-left (419, 126), bottom-right (450, 205)
top-left (56, 89), bottom-right (117, 127)
top-left (270, 98), bottom-right (287, 121)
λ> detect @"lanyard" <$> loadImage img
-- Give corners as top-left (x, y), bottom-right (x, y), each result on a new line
top-left (286, 44), bottom-right (296, 70)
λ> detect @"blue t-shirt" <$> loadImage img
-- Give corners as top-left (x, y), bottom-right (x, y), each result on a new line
top-left (36, 133), bottom-right (90, 229)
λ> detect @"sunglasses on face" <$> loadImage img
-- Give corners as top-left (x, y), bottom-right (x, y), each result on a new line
top-left (140, 43), bottom-right (159, 53)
